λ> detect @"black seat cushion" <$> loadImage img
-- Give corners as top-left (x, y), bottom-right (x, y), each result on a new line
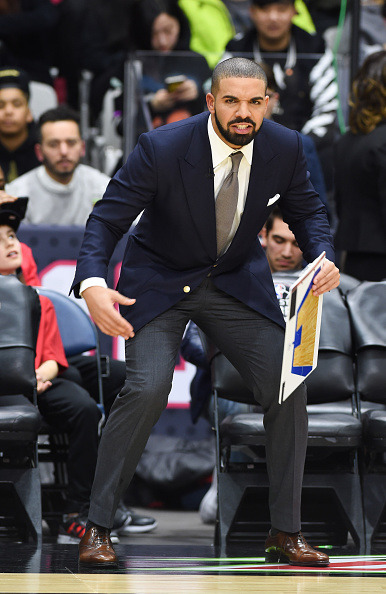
top-left (220, 413), bottom-right (265, 446)
top-left (220, 411), bottom-right (362, 447)
top-left (362, 409), bottom-right (386, 441)
top-left (307, 399), bottom-right (353, 414)
top-left (308, 412), bottom-right (362, 440)
top-left (0, 395), bottom-right (41, 442)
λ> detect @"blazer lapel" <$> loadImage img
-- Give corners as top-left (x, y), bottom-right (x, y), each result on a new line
top-left (179, 118), bottom-right (217, 260)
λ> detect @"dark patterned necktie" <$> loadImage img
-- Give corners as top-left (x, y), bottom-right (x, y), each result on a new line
top-left (215, 151), bottom-right (243, 257)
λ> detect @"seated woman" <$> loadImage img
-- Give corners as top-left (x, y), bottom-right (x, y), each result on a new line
top-left (129, 0), bottom-right (211, 128)
top-left (90, 0), bottom-right (212, 132)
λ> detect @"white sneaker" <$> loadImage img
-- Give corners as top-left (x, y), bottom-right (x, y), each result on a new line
top-left (199, 468), bottom-right (217, 524)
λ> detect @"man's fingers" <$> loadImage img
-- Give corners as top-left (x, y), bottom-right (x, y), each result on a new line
top-left (82, 286), bottom-right (136, 339)
top-left (312, 259), bottom-right (340, 296)
top-left (93, 307), bottom-right (135, 340)
top-left (110, 290), bottom-right (136, 306)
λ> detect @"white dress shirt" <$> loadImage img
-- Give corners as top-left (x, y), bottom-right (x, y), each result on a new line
top-left (80, 114), bottom-right (254, 295)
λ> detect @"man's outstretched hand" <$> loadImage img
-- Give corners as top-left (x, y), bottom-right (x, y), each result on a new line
top-left (82, 286), bottom-right (136, 340)
top-left (312, 258), bottom-right (340, 296)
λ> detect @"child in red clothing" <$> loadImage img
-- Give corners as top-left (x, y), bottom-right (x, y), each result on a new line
top-left (0, 198), bottom-right (101, 539)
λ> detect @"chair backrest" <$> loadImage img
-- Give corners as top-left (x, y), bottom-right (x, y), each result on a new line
top-left (36, 288), bottom-right (98, 357)
top-left (305, 288), bottom-right (355, 404)
top-left (346, 281), bottom-right (386, 404)
top-left (202, 286), bottom-right (355, 406)
top-left (0, 276), bottom-right (40, 399)
top-left (29, 82), bottom-right (58, 120)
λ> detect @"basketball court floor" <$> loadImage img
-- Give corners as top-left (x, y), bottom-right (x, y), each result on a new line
top-left (1, 509), bottom-right (385, 594)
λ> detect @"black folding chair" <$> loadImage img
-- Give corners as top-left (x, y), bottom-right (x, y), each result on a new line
top-left (203, 286), bottom-right (365, 552)
top-left (346, 280), bottom-right (386, 553)
top-left (0, 275), bottom-right (42, 543)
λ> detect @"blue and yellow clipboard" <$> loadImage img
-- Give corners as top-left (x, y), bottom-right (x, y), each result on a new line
top-left (279, 252), bottom-right (325, 404)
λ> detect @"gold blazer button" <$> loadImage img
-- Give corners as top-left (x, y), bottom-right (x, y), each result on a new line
top-left (183, 286), bottom-right (191, 293)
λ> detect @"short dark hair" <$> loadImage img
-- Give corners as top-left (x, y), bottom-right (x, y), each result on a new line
top-left (38, 105), bottom-right (81, 142)
top-left (265, 206), bottom-right (283, 234)
top-left (211, 57), bottom-right (267, 95)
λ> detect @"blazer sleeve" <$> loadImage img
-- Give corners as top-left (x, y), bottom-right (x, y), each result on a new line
top-left (280, 131), bottom-right (335, 263)
top-left (71, 133), bottom-right (158, 296)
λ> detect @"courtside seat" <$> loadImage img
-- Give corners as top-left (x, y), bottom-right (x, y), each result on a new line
top-left (206, 287), bottom-right (365, 552)
top-left (0, 276), bottom-right (41, 542)
top-left (346, 281), bottom-right (386, 553)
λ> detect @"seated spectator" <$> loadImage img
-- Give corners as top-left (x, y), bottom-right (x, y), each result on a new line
top-left (226, 0), bottom-right (339, 191)
top-left (132, 0), bottom-right (212, 128)
top-left (0, 0), bottom-right (59, 86)
top-left (178, 0), bottom-right (235, 68)
top-left (333, 50), bottom-right (386, 282)
top-left (0, 67), bottom-right (39, 183)
top-left (0, 197), bottom-right (101, 540)
top-left (85, 0), bottom-right (212, 128)
top-left (6, 105), bottom-right (110, 226)
top-left (260, 206), bottom-right (304, 274)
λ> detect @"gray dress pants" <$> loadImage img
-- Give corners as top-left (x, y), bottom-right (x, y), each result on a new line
top-left (88, 278), bottom-right (308, 533)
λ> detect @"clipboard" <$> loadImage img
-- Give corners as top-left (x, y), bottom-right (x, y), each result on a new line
top-left (279, 252), bottom-right (326, 404)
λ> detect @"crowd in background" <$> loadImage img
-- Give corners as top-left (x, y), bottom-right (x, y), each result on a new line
top-left (0, 0), bottom-right (384, 277)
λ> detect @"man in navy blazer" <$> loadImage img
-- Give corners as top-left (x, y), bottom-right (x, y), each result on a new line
top-left (73, 58), bottom-right (339, 568)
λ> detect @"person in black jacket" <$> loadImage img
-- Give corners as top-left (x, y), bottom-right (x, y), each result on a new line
top-left (333, 50), bottom-right (386, 282)
top-left (226, 0), bottom-right (338, 191)
top-left (0, 67), bottom-right (39, 183)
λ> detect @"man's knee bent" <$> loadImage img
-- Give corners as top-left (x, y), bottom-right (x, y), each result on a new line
top-left (116, 376), bottom-right (171, 417)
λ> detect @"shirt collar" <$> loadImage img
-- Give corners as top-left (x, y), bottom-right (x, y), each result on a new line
top-left (207, 114), bottom-right (254, 169)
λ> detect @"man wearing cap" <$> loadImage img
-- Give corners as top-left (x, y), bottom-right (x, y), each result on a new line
top-left (225, 0), bottom-right (338, 192)
top-left (0, 67), bottom-right (40, 183)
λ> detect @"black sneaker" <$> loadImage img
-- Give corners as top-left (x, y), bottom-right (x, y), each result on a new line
top-left (57, 514), bottom-right (87, 544)
top-left (111, 502), bottom-right (158, 537)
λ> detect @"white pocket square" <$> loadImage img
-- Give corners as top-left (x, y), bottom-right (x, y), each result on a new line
top-left (267, 194), bottom-right (280, 206)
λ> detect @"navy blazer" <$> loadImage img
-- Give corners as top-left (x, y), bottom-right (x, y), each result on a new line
top-left (71, 112), bottom-right (334, 332)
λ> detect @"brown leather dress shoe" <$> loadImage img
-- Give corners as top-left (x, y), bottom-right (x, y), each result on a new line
top-left (265, 531), bottom-right (329, 566)
top-left (79, 526), bottom-right (118, 568)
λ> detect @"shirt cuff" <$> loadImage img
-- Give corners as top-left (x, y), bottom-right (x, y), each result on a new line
top-left (79, 277), bottom-right (107, 296)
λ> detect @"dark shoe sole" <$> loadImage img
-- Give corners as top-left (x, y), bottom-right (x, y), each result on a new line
top-left (79, 560), bottom-right (118, 569)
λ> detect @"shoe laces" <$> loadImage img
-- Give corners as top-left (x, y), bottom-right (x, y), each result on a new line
top-left (295, 532), bottom-right (307, 547)
top-left (93, 528), bottom-right (110, 546)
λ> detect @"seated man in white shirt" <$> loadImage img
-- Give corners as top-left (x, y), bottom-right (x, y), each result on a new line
top-left (260, 205), bottom-right (304, 274)
top-left (6, 105), bottom-right (110, 226)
